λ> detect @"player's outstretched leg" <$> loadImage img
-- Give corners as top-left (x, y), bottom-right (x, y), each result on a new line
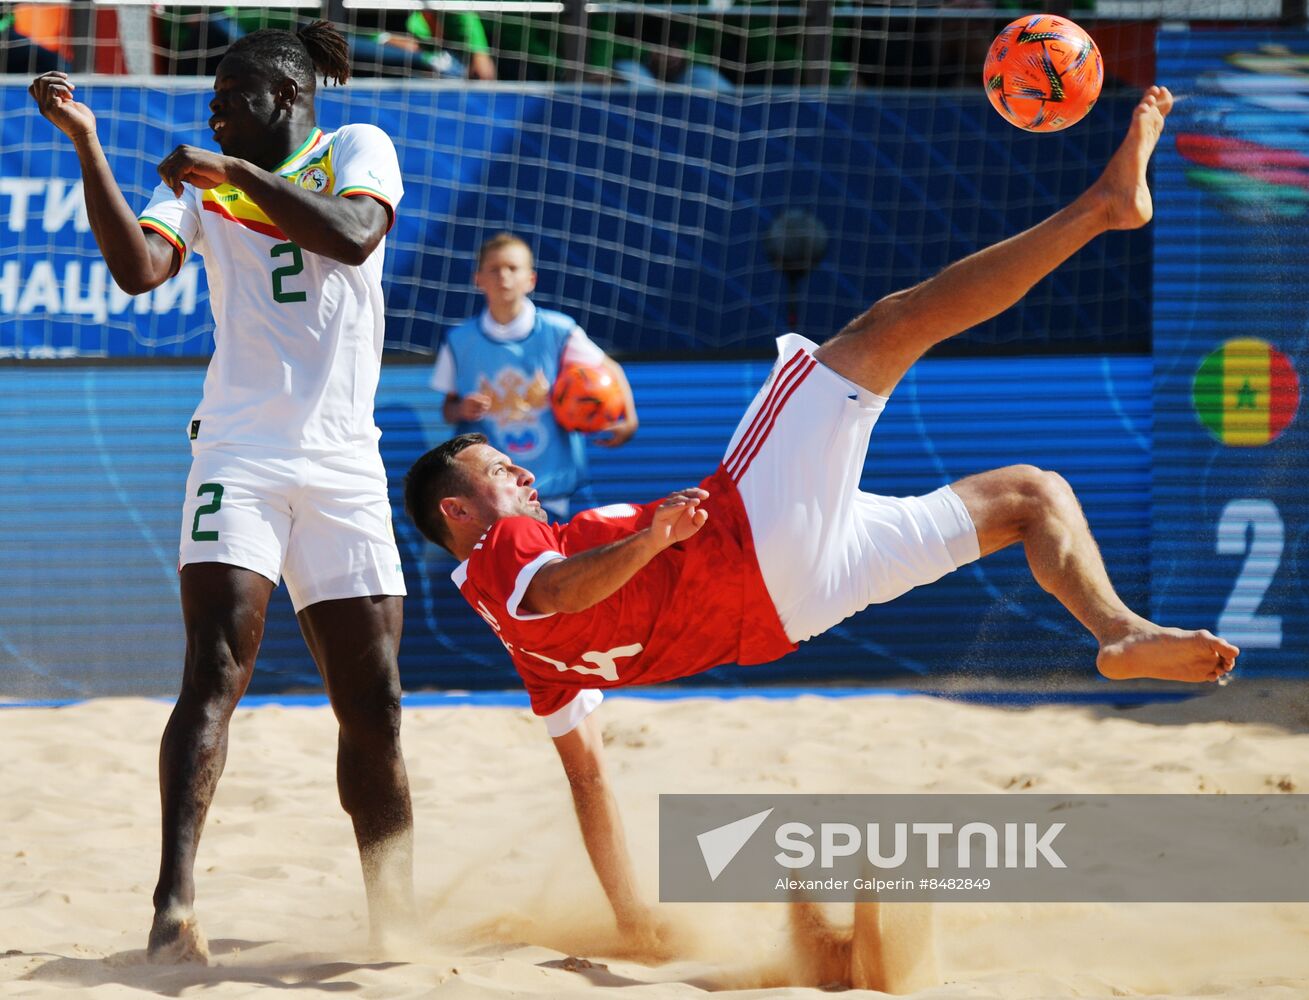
top-left (815, 86), bottom-right (1174, 398)
top-left (299, 595), bottom-right (416, 948)
top-left (951, 465), bottom-right (1238, 683)
top-left (148, 564), bottom-right (273, 964)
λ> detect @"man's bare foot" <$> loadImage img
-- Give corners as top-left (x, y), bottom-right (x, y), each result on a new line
top-left (851, 901), bottom-right (938, 994)
top-left (147, 909), bottom-right (210, 965)
top-left (1091, 85), bottom-right (1175, 231)
top-left (1097, 623), bottom-right (1238, 683)
top-left (788, 901), bottom-right (851, 988)
top-left (788, 900), bottom-right (939, 993)
top-left (616, 908), bottom-right (676, 962)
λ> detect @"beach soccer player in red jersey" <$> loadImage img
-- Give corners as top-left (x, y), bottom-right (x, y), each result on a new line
top-left (404, 87), bottom-right (1238, 949)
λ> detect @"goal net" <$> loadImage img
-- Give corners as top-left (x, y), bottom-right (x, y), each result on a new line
top-left (6, 3), bottom-right (1278, 360)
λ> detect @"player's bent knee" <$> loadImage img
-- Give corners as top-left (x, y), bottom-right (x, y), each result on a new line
top-left (1034, 468), bottom-right (1079, 512)
top-left (335, 682), bottom-right (403, 746)
top-left (979, 464), bottom-right (1062, 533)
top-left (1005, 463), bottom-right (1052, 502)
top-left (1006, 466), bottom-right (1081, 531)
top-left (180, 647), bottom-right (252, 709)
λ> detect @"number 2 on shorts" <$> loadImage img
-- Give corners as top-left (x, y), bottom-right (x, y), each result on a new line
top-left (191, 483), bottom-right (224, 542)
top-left (270, 242), bottom-right (307, 303)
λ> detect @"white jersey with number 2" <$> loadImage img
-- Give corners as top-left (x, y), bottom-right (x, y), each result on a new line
top-left (137, 123), bottom-right (404, 454)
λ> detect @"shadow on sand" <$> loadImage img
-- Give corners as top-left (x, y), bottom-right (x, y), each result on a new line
top-left (17, 939), bottom-right (407, 996)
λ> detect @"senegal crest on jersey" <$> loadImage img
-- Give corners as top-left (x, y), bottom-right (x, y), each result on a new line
top-left (200, 128), bottom-right (335, 240)
top-left (297, 166), bottom-right (330, 192)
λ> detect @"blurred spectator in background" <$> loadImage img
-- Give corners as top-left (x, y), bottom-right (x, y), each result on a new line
top-left (566, 1), bottom-right (849, 89)
top-left (2, 2), bottom-right (126, 74)
top-left (487, 12), bottom-right (602, 82)
top-left (850, 0), bottom-right (1095, 88)
top-left (1, 4), bottom-right (72, 74)
top-left (434, 233), bottom-right (638, 519)
top-left (595, 9), bottom-right (731, 90)
top-left (488, 7), bottom-right (729, 89)
top-left (153, 7), bottom-right (492, 80)
top-left (367, 10), bottom-right (496, 80)
top-left (722, 0), bottom-right (855, 87)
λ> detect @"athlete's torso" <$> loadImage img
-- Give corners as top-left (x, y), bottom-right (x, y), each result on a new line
top-left (447, 308), bottom-right (586, 498)
top-left (138, 123), bottom-right (404, 453)
top-left (455, 467), bottom-right (795, 715)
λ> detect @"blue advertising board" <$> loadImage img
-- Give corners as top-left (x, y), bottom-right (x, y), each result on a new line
top-left (0, 354), bottom-right (1152, 697)
top-left (1153, 31), bottom-right (1309, 675)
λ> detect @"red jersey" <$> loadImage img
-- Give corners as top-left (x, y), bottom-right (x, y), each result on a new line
top-left (455, 467), bottom-right (796, 715)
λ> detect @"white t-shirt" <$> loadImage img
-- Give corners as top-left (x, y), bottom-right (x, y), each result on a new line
top-left (428, 299), bottom-right (606, 395)
top-left (138, 123), bottom-right (403, 453)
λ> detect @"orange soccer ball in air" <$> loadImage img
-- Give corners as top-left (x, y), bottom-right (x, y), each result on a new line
top-left (983, 14), bottom-right (1103, 133)
top-left (550, 363), bottom-right (625, 433)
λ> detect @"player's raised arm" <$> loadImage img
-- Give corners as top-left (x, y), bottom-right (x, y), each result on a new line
top-left (29, 72), bottom-right (178, 295)
top-left (521, 488), bottom-right (709, 615)
top-left (182, 150), bottom-right (390, 267)
top-left (156, 22), bottom-right (400, 268)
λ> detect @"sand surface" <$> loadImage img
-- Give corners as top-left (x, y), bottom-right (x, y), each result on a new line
top-left (2, 683), bottom-right (1307, 998)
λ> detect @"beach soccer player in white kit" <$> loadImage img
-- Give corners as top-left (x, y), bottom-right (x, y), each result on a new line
top-left (30, 21), bottom-right (414, 963)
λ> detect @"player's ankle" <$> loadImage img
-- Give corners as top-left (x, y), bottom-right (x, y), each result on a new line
top-left (1094, 614), bottom-right (1150, 648)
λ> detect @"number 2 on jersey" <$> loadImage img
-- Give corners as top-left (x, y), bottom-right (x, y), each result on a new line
top-left (191, 483), bottom-right (224, 542)
top-left (270, 242), bottom-right (307, 303)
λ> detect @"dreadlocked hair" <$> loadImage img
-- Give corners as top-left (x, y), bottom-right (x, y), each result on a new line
top-left (297, 20), bottom-right (351, 86)
top-left (224, 20), bottom-right (350, 90)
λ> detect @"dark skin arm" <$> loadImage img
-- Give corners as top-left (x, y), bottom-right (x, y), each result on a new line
top-left (521, 488), bottom-right (708, 615)
top-left (29, 72), bottom-right (177, 295)
top-left (157, 147), bottom-right (389, 267)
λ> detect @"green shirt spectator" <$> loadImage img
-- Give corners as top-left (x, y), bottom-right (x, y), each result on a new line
top-left (397, 10), bottom-right (497, 80)
top-left (152, 6), bottom-right (493, 79)
top-left (488, 8), bottom-right (729, 88)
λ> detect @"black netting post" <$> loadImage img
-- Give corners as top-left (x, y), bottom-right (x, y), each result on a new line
top-left (802, 0), bottom-right (834, 87)
top-left (324, 0), bottom-right (348, 31)
top-left (1283, 0), bottom-right (1308, 25)
top-left (68, 0), bottom-right (95, 73)
top-left (766, 210), bottom-right (829, 332)
top-left (560, 0), bottom-right (587, 82)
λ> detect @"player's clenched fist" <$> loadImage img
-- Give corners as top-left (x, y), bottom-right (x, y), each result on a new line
top-left (158, 146), bottom-right (234, 196)
top-left (649, 487), bottom-right (709, 548)
top-left (29, 72), bottom-right (96, 140)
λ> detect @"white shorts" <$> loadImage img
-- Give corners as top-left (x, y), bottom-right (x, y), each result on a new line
top-left (178, 445), bottom-right (407, 613)
top-left (726, 333), bottom-right (981, 644)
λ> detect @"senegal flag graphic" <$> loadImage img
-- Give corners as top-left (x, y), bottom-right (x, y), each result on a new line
top-left (1192, 337), bottom-right (1300, 446)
